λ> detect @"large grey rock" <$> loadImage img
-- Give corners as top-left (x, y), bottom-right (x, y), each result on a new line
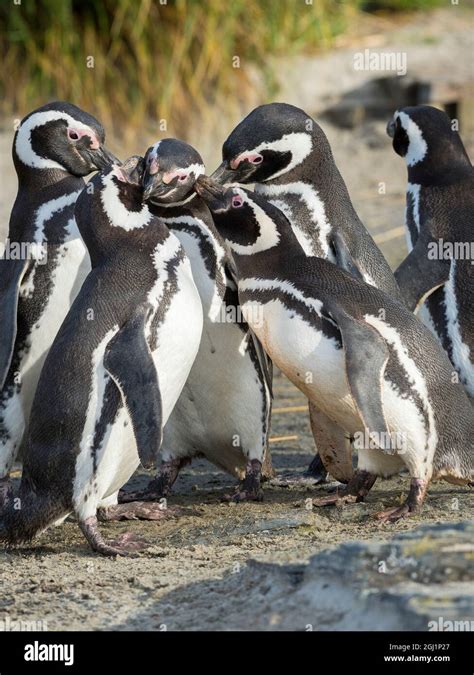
top-left (121, 521), bottom-right (474, 631)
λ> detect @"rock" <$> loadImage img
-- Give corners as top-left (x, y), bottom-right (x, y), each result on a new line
top-left (131, 521), bottom-right (473, 630)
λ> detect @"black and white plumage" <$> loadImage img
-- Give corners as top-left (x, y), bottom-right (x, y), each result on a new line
top-left (119, 139), bottom-right (272, 503)
top-left (196, 176), bottom-right (473, 521)
top-left (211, 102), bottom-right (404, 483)
top-left (0, 159), bottom-right (203, 555)
top-left (0, 101), bottom-right (118, 503)
top-left (389, 105), bottom-right (473, 397)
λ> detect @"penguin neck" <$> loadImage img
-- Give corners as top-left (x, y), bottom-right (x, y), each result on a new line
top-left (229, 218), bottom-right (304, 279)
top-left (15, 163), bottom-right (83, 193)
top-left (406, 148), bottom-right (472, 186)
top-left (257, 132), bottom-right (337, 186)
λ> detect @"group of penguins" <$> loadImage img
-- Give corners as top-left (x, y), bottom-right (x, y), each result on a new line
top-left (0, 100), bottom-right (472, 556)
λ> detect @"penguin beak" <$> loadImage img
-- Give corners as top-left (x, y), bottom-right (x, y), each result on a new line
top-left (386, 118), bottom-right (396, 139)
top-left (90, 146), bottom-right (122, 170)
top-left (142, 173), bottom-right (173, 202)
top-left (210, 161), bottom-right (239, 186)
top-left (194, 175), bottom-right (228, 211)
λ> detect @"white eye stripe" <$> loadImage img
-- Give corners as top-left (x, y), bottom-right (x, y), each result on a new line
top-left (396, 111), bottom-right (428, 167)
top-left (234, 132), bottom-right (313, 181)
top-left (100, 171), bottom-right (152, 230)
top-left (16, 110), bottom-right (97, 169)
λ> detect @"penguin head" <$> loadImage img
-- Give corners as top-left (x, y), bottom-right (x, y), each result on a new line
top-left (14, 101), bottom-right (120, 176)
top-left (75, 157), bottom-right (151, 235)
top-left (142, 138), bottom-right (205, 204)
top-left (211, 103), bottom-right (323, 186)
top-left (387, 105), bottom-right (471, 173)
top-left (195, 175), bottom-right (284, 254)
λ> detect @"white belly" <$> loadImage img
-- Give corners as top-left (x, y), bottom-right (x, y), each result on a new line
top-left (246, 298), bottom-right (439, 479)
top-left (163, 319), bottom-right (267, 475)
top-left (74, 259), bottom-right (203, 518)
top-left (0, 225), bottom-right (89, 475)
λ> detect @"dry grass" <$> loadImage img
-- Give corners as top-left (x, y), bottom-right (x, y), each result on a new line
top-left (0, 0), bottom-right (443, 140)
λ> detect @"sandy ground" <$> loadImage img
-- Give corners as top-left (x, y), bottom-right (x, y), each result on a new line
top-left (0, 8), bottom-right (473, 631)
top-left (1, 372), bottom-right (472, 631)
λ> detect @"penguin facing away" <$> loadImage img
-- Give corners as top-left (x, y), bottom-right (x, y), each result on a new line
top-left (118, 138), bottom-right (273, 503)
top-left (211, 102), bottom-right (404, 484)
top-left (0, 158), bottom-right (203, 555)
top-left (0, 101), bottom-right (119, 507)
top-left (388, 105), bottom-right (473, 397)
top-left (195, 176), bottom-right (473, 521)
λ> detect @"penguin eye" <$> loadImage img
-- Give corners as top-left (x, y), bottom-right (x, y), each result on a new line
top-left (232, 195), bottom-right (243, 208)
top-left (178, 174), bottom-right (188, 183)
top-left (249, 155), bottom-right (263, 165)
top-left (68, 129), bottom-right (80, 142)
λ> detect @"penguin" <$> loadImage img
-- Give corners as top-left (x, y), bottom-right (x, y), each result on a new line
top-left (195, 176), bottom-right (473, 521)
top-left (0, 158), bottom-right (203, 555)
top-left (388, 105), bottom-right (473, 397)
top-left (118, 138), bottom-right (272, 503)
top-left (0, 101), bottom-right (118, 507)
top-left (211, 102), bottom-right (404, 484)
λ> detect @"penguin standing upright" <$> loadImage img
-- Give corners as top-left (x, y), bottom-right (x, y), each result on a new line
top-left (0, 158), bottom-right (203, 555)
top-left (196, 176), bottom-right (473, 520)
top-left (211, 102), bottom-right (404, 484)
top-left (388, 105), bottom-right (473, 397)
top-left (119, 139), bottom-right (272, 503)
top-left (0, 101), bottom-right (118, 505)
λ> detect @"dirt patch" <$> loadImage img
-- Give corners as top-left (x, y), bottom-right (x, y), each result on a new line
top-left (0, 372), bottom-right (471, 631)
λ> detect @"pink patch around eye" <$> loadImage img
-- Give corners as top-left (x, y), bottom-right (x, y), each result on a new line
top-left (68, 128), bottom-right (100, 149)
top-left (231, 152), bottom-right (263, 169)
top-left (232, 195), bottom-right (243, 208)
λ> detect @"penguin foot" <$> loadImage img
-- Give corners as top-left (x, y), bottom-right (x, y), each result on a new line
top-left (79, 516), bottom-right (149, 556)
top-left (374, 477), bottom-right (428, 523)
top-left (118, 457), bottom-right (191, 503)
top-left (312, 492), bottom-right (358, 507)
top-left (312, 469), bottom-right (377, 507)
top-left (222, 459), bottom-right (263, 503)
top-left (374, 504), bottom-right (411, 523)
top-left (97, 502), bottom-right (184, 522)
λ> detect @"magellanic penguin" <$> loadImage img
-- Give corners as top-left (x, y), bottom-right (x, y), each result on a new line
top-left (118, 138), bottom-right (273, 503)
top-left (195, 176), bottom-right (474, 521)
top-left (388, 105), bottom-right (473, 398)
top-left (0, 158), bottom-right (203, 555)
top-left (0, 101), bottom-right (118, 507)
top-left (211, 102), bottom-right (404, 484)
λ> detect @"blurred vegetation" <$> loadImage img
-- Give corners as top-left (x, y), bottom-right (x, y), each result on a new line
top-left (0, 0), bottom-right (445, 140)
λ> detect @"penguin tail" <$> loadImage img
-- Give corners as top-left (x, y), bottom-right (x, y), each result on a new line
top-left (0, 488), bottom-right (65, 547)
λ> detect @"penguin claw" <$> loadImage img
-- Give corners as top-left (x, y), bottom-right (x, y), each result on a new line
top-left (222, 459), bottom-right (264, 503)
top-left (374, 504), bottom-right (411, 523)
top-left (97, 502), bottom-right (184, 522)
top-left (312, 492), bottom-right (358, 507)
top-left (91, 533), bottom-right (149, 557)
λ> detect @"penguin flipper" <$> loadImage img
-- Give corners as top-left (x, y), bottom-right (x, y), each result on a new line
top-left (225, 257), bottom-right (274, 398)
top-left (250, 329), bottom-right (273, 399)
top-left (104, 307), bottom-right (162, 470)
top-left (330, 230), bottom-right (365, 282)
top-left (0, 258), bottom-right (29, 390)
top-left (326, 305), bottom-right (391, 445)
top-left (395, 231), bottom-right (450, 312)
